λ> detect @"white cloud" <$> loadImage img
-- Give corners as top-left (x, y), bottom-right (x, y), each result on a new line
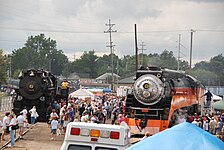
top-left (0, 0), bottom-right (223, 64)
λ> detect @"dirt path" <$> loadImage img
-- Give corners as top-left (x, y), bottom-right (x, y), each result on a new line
top-left (4, 123), bottom-right (64, 150)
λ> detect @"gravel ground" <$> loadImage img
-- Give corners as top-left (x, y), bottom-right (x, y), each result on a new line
top-left (3, 123), bottom-right (64, 150)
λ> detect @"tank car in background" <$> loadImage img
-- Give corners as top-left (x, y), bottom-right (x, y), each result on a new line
top-left (13, 69), bottom-right (57, 122)
top-left (124, 66), bottom-right (205, 135)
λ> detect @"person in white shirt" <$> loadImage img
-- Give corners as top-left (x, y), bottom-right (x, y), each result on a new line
top-left (8, 114), bottom-right (17, 147)
top-left (192, 118), bottom-right (199, 126)
top-left (81, 113), bottom-right (89, 122)
top-left (21, 107), bottom-right (28, 119)
top-left (17, 112), bottom-right (26, 139)
top-left (29, 106), bottom-right (39, 125)
top-left (50, 109), bottom-right (59, 120)
top-left (21, 107), bottom-right (28, 128)
top-left (50, 116), bottom-right (59, 140)
top-left (2, 112), bottom-right (10, 141)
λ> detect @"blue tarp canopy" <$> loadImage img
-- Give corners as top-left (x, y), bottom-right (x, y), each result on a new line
top-left (103, 88), bottom-right (112, 93)
top-left (126, 122), bottom-right (224, 150)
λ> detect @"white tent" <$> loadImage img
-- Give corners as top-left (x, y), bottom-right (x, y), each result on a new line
top-left (203, 91), bottom-right (222, 101)
top-left (212, 94), bottom-right (222, 101)
top-left (69, 89), bottom-right (95, 100)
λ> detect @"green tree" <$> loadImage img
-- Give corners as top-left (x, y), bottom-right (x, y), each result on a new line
top-left (75, 50), bottom-right (99, 78)
top-left (190, 69), bottom-right (218, 86)
top-left (193, 54), bottom-right (224, 85)
top-left (11, 34), bottom-right (68, 76)
top-left (119, 55), bottom-right (136, 77)
top-left (95, 54), bottom-right (111, 76)
top-left (158, 50), bottom-right (177, 69)
top-left (0, 49), bottom-right (8, 85)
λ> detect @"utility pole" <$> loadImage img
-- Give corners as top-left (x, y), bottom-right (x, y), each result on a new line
top-left (9, 55), bottom-right (12, 86)
top-left (189, 29), bottom-right (196, 72)
top-left (104, 19), bottom-right (117, 91)
top-left (135, 24), bottom-right (138, 72)
top-left (177, 34), bottom-right (181, 71)
top-left (139, 42), bottom-right (146, 65)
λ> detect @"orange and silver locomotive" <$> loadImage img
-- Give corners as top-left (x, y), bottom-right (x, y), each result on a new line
top-left (124, 66), bottom-right (205, 135)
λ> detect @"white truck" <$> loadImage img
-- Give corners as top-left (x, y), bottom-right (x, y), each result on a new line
top-left (60, 122), bottom-right (131, 150)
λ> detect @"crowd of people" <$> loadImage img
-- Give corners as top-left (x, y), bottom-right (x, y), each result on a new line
top-left (45, 94), bottom-right (126, 140)
top-left (0, 92), bottom-right (224, 147)
top-left (187, 112), bottom-right (224, 140)
top-left (0, 106), bottom-right (38, 147)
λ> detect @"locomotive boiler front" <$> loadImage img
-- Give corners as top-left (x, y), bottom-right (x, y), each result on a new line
top-left (133, 74), bottom-right (165, 105)
top-left (19, 70), bottom-right (47, 100)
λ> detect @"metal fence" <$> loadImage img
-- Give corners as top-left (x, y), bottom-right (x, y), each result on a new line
top-left (0, 96), bottom-right (12, 112)
top-left (206, 86), bottom-right (224, 96)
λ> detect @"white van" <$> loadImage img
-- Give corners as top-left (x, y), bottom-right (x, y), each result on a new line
top-left (60, 122), bottom-right (130, 150)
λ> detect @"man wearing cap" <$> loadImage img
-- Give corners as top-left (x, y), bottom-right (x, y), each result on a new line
top-left (8, 114), bottom-right (17, 147)
top-left (209, 117), bottom-right (217, 135)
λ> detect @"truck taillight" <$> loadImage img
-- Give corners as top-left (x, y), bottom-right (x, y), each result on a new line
top-left (110, 131), bottom-right (120, 139)
top-left (70, 128), bottom-right (80, 135)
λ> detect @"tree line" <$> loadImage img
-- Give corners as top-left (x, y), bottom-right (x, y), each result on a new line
top-left (0, 34), bottom-right (223, 86)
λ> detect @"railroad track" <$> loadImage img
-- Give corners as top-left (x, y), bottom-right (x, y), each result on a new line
top-left (0, 125), bottom-right (33, 150)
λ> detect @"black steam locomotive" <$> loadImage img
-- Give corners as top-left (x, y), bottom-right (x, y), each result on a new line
top-left (13, 69), bottom-right (58, 121)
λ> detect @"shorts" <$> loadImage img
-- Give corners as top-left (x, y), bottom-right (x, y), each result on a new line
top-left (51, 129), bottom-right (57, 134)
top-left (18, 123), bottom-right (24, 132)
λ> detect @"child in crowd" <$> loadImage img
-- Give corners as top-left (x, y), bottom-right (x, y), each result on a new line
top-left (50, 116), bottom-right (59, 140)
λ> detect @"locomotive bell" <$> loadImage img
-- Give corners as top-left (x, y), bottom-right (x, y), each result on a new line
top-left (133, 74), bottom-right (164, 105)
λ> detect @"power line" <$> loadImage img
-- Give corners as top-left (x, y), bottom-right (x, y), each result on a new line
top-left (1, 26), bottom-right (224, 34)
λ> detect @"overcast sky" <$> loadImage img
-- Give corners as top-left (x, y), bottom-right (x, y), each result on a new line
top-left (0, 0), bottom-right (223, 64)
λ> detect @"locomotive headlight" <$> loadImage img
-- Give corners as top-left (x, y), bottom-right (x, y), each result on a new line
top-left (143, 83), bottom-right (150, 89)
top-left (142, 91), bottom-right (150, 98)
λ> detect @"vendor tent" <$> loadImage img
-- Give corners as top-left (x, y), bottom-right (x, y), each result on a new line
top-left (69, 89), bottom-right (95, 100)
top-left (212, 94), bottom-right (222, 101)
top-left (213, 100), bottom-right (224, 111)
top-left (127, 122), bottom-right (224, 150)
